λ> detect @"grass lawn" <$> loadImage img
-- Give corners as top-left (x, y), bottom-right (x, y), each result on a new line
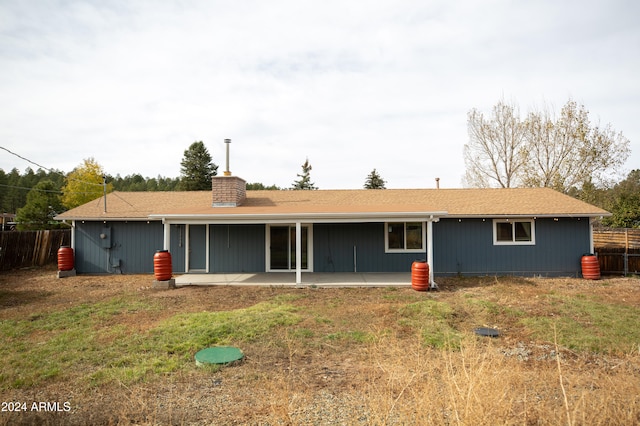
top-left (1, 267), bottom-right (639, 425)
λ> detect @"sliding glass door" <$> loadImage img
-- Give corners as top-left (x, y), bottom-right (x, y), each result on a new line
top-left (268, 225), bottom-right (310, 271)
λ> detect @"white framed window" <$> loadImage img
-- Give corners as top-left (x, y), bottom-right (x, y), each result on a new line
top-left (385, 222), bottom-right (426, 253)
top-left (493, 219), bottom-right (535, 245)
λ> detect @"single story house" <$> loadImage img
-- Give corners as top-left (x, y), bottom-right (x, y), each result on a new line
top-left (55, 174), bottom-right (610, 284)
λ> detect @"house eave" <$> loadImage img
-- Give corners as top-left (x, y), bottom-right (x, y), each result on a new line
top-left (150, 211), bottom-right (449, 224)
top-left (54, 215), bottom-right (161, 222)
top-left (444, 213), bottom-right (611, 219)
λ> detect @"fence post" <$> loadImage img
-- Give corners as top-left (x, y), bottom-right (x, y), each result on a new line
top-left (625, 229), bottom-right (629, 276)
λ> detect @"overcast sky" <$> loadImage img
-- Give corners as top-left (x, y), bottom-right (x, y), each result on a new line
top-left (1, 0), bottom-right (638, 189)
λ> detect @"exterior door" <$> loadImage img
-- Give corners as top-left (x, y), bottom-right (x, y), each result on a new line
top-left (269, 225), bottom-right (310, 271)
top-left (188, 224), bottom-right (207, 271)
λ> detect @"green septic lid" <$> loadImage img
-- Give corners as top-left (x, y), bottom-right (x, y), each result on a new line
top-left (195, 346), bottom-right (244, 366)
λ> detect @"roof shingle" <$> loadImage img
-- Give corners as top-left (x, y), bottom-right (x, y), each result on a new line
top-left (55, 187), bottom-right (610, 221)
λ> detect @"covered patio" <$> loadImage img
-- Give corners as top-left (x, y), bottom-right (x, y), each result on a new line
top-left (174, 272), bottom-right (413, 288)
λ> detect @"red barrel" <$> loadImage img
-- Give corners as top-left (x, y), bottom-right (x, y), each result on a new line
top-left (154, 250), bottom-right (172, 281)
top-left (57, 246), bottom-right (74, 271)
top-left (581, 254), bottom-right (600, 280)
top-left (411, 260), bottom-right (430, 291)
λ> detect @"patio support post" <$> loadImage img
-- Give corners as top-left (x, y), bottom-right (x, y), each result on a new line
top-left (295, 221), bottom-right (302, 285)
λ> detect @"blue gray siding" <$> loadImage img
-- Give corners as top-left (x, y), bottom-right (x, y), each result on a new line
top-left (74, 217), bottom-right (591, 277)
top-left (210, 224), bottom-right (265, 272)
top-left (169, 225), bottom-right (186, 273)
top-left (313, 223), bottom-right (426, 272)
top-left (433, 218), bottom-right (590, 276)
top-left (75, 221), bottom-right (163, 273)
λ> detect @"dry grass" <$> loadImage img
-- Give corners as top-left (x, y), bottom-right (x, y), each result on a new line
top-left (1, 268), bottom-right (639, 425)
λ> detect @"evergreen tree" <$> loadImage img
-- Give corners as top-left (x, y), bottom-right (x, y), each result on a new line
top-left (16, 180), bottom-right (64, 230)
top-left (364, 168), bottom-right (386, 189)
top-left (0, 169), bottom-right (7, 212)
top-left (246, 182), bottom-right (281, 190)
top-left (291, 158), bottom-right (317, 190)
top-left (179, 141), bottom-right (218, 190)
top-left (602, 169), bottom-right (640, 228)
top-left (5, 168), bottom-right (25, 213)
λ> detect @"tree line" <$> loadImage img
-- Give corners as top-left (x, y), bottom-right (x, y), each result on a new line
top-left (2, 97), bottom-right (637, 230)
top-left (1, 140), bottom-right (388, 230)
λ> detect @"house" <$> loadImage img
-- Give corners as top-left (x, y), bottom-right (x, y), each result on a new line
top-left (55, 174), bottom-right (610, 284)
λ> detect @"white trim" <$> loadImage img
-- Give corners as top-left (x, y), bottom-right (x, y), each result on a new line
top-left (492, 219), bottom-right (536, 245)
top-left (589, 217), bottom-right (596, 254)
top-left (296, 222), bottom-right (302, 285)
top-left (384, 222), bottom-right (427, 253)
top-left (154, 211), bottom-right (448, 224)
top-left (265, 224), bottom-right (314, 272)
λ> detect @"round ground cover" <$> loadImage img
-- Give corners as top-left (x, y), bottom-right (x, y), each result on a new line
top-left (195, 346), bottom-right (244, 366)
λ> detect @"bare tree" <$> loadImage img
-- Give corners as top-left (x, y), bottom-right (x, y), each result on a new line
top-left (464, 98), bottom-right (631, 192)
top-left (522, 100), bottom-right (630, 192)
top-left (463, 100), bottom-right (528, 188)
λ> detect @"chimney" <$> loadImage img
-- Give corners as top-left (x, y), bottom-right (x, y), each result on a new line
top-left (212, 138), bottom-right (246, 207)
top-left (435, 177), bottom-right (440, 189)
top-left (224, 138), bottom-right (232, 176)
top-left (212, 175), bottom-right (246, 207)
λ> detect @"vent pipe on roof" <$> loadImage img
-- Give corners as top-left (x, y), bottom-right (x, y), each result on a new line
top-left (224, 139), bottom-right (232, 176)
top-left (435, 177), bottom-right (440, 189)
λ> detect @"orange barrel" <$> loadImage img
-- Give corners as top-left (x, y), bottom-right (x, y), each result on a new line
top-left (153, 250), bottom-right (172, 281)
top-left (411, 260), bottom-right (430, 291)
top-left (57, 246), bottom-right (74, 271)
top-left (581, 254), bottom-right (600, 280)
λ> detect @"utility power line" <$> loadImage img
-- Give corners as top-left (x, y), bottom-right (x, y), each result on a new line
top-left (0, 145), bottom-right (104, 187)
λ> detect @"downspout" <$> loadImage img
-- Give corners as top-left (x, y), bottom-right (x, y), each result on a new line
top-left (162, 219), bottom-right (170, 251)
top-left (427, 216), bottom-right (439, 289)
top-left (71, 220), bottom-right (76, 250)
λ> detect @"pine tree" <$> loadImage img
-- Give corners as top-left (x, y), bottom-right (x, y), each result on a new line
top-left (364, 168), bottom-right (386, 189)
top-left (179, 141), bottom-right (218, 191)
top-left (292, 158), bottom-right (317, 190)
top-left (16, 180), bottom-right (64, 230)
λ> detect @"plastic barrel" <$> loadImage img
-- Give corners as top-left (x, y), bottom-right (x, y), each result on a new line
top-left (154, 250), bottom-right (172, 281)
top-left (581, 254), bottom-right (600, 280)
top-left (57, 246), bottom-right (74, 271)
top-left (411, 260), bottom-right (430, 291)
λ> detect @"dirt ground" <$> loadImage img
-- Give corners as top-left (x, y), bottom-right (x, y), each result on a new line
top-left (1, 267), bottom-right (639, 425)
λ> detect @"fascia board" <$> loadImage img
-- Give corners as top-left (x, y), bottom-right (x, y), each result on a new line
top-left (443, 213), bottom-right (611, 219)
top-left (55, 216), bottom-right (161, 222)
top-left (154, 211), bottom-right (448, 225)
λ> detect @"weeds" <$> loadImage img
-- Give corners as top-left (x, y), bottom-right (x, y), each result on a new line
top-left (521, 293), bottom-right (640, 353)
top-left (1, 272), bottom-right (639, 425)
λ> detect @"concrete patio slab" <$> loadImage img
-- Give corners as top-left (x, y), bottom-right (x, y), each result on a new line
top-left (174, 272), bottom-right (412, 288)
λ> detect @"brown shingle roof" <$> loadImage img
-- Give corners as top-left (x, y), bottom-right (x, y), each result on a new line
top-left (55, 187), bottom-right (610, 221)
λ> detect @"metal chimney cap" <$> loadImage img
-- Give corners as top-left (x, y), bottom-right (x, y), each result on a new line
top-left (224, 138), bottom-right (231, 143)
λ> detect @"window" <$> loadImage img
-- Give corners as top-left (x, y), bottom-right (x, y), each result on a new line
top-left (493, 219), bottom-right (535, 245)
top-left (385, 222), bottom-right (425, 252)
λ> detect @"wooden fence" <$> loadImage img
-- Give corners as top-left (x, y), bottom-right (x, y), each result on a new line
top-left (593, 228), bottom-right (640, 275)
top-left (0, 229), bottom-right (71, 271)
